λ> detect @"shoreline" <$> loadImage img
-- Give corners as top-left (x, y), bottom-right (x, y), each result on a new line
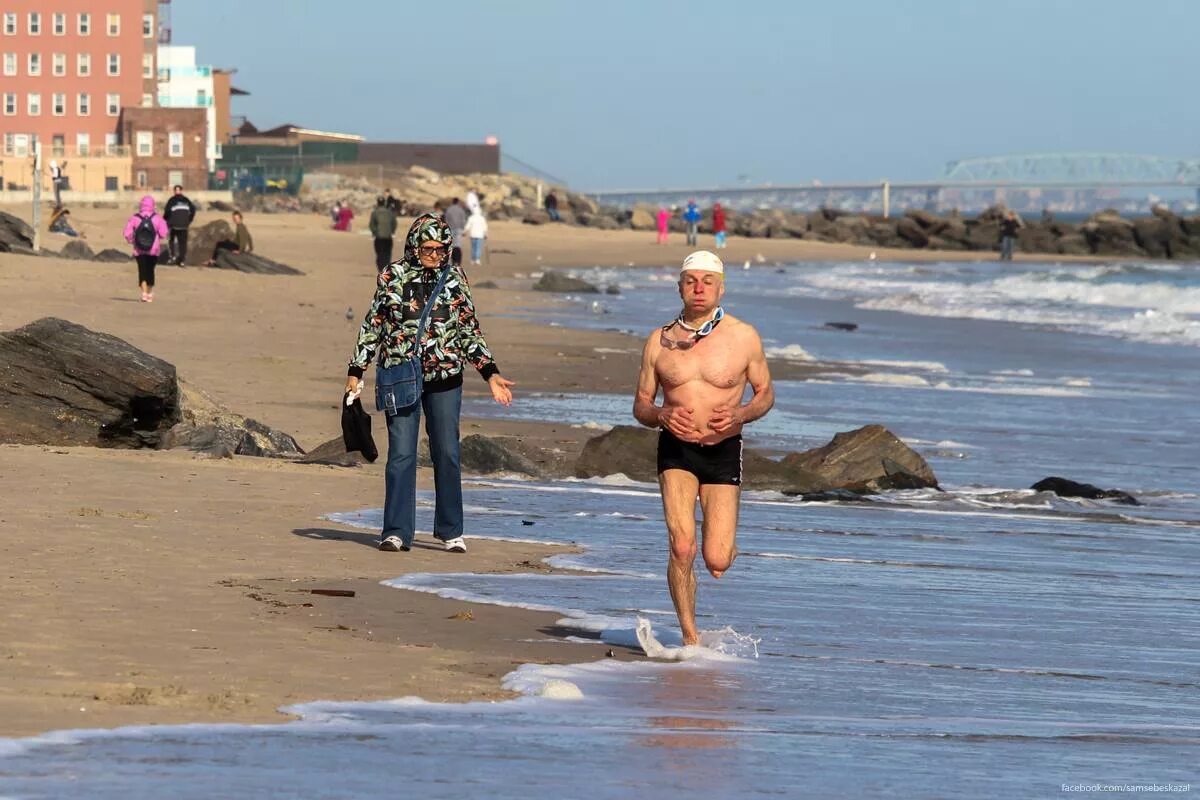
top-left (0, 207), bottom-right (1173, 740)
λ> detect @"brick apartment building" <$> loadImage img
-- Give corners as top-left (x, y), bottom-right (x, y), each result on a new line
top-left (118, 105), bottom-right (206, 190)
top-left (0, 0), bottom-right (158, 191)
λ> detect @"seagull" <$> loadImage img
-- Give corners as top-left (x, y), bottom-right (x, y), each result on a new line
top-left (345, 306), bottom-right (354, 322)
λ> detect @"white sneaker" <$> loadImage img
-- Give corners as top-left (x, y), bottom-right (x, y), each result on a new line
top-left (379, 535), bottom-right (410, 552)
top-left (443, 537), bottom-right (467, 553)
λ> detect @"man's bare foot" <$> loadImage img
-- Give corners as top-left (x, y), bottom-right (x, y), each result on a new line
top-left (707, 545), bottom-right (738, 579)
top-left (682, 631), bottom-right (700, 646)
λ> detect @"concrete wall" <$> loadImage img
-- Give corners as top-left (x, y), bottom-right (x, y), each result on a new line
top-left (357, 142), bottom-right (500, 175)
top-left (0, 188), bottom-right (233, 204)
top-left (0, 151), bottom-right (131, 192)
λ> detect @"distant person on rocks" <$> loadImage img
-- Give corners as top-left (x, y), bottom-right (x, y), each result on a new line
top-left (384, 189), bottom-right (402, 215)
top-left (464, 206), bottom-right (489, 266)
top-left (334, 202), bottom-right (355, 232)
top-left (683, 200), bottom-right (702, 247)
top-left (205, 211), bottom-right (253, 265)
top-left (656, 206), bottom-right (670, 245)
top-left (122, 195), bottom-right (170, 302)
top-left (632, 250), bottom-right (774, 646)
top-left (712, 203), bottom-right (727, 249)
top-left (443, 197), bottom-right (468, 266)
top-left (999, 209), bottom-right (1023, 261)
top-left (163, 185), bottom-right (197, 266)
top-left (544, 191), bottom-right (560, 222)
top-left (48, 160), bottom-right (67, 207)
top-left (369, 195), bottom-right (398, 271)
top-left (343, 213), bottom-right (515, 554)
top-left (48, 206), bottom-right (82, 238)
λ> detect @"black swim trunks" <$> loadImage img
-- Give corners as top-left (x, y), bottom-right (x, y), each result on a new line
top-left (657, 430), bottom-right (743, 486)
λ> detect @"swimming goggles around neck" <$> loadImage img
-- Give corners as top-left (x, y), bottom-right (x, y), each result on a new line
top-left (660, 306), bottom-right (724, 350)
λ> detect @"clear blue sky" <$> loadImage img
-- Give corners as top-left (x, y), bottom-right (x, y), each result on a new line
top-left (175, 0), bottom-right (1199, 191)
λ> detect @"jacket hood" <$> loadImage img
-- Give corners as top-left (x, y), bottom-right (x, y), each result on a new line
top-left (139, 196), bottom-right (156, 215)
top-left (402, 213), bottom-right (453, 267)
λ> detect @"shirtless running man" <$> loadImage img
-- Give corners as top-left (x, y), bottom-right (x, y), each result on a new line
top-left (633, 251), bottom-right (775, 645)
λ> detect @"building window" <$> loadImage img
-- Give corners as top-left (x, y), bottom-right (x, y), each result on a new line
top-left (106, 93), bottom-right (120, 116)
top-left (2, 53), bottom-right (14, 76)
top-left (78, 13), bottom-right (90, 35)
top-left (52, 92), bottom-right (65, 116)
top-left (52, 52), bottom-right (65, 76)
top-left (28, 12), bottom-right (40, 35)
top-left (77, 52), bottom-right (90, 76)
top-left (196, 88), bottom-right (207, 106)
top-left (51, 135), bottom-right (65, 158)
top-left (106, 14), bottom-right (120, 36)
top-left (53, 13), bottom-right (65, 35)
top-left (136, 131), bottom-right (152, 157)
top-left (3, 14), bottom-right (15, 35)
top-left (27, 93), bottom-right (41, 116)
top-left (142, 93), bottom-right (153, 107)
top-left (105, 132), bottom-right (118, 154)
top-left (28, 52), bottom-right (40, 76)
top-left (169, 131), bottom-right (183, 157)
top-left (77, 93), bottom-right (89, 116)
top-left (2, 93), bottom-right (14, 116)
top-left (77, 133), bottom-right (90, 155)
top-left (107, 53), bottom-right (119, 76)
top-left (143, 13), bottom-right (154, 38)
top-left (142, 52), bottom-right (153, 78)
top-left (136, 170), bottom-right (148, 188)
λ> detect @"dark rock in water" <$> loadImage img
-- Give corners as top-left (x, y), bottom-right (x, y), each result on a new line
top-left (59, 240), bottom-right (96, 261)
top-left (461, 434), bottom-right (541, 477)
top-left (298, 437), bottom-right (368, 467)
top-left (211, 250), bottom-right (303, 275)
top-left (185, 220), bottom-right (235, 266)
top-left (474, 280), bottom-right (499, 289)
top-left (0, 210), bottom-right (36, 254)
top-left (605, 284), bottom-right (621, 295)
top-left (824, 322), bottom-right (858, 332)
top-left (0, 317), bottom-right (180, 448)
top-left (534, 270), bottom-right (600, 293)
top-left (162, 381), bottom-right (303, 458)
top-left (94, 248), bottom-right (132, 263)
top-left (1030, 476), bottom-right (1139, 505)
top-left (782, 424), bottom-right (939, 492)
top-left (784, 488), bottom-right (875, 502)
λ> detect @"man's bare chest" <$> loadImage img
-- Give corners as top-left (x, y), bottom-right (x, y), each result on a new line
top-left (656, 335), bottom-right (747, 389)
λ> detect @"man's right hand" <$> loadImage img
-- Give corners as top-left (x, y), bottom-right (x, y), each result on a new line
top-left (658, 406), bottom-right (701, 442)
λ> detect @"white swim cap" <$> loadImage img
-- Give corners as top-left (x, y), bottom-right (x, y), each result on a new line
top-left (680, 250), bottom-right (724, 276)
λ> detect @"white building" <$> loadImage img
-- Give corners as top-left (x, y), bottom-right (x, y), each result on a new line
top-left (156, 45), bottom-right (218, 170)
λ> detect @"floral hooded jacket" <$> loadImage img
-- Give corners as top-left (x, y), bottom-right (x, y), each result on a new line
top-left (348, 214), bottom-right (499, 388)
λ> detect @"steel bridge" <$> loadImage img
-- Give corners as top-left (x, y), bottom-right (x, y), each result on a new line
top-left (587, 153), bottom-right (1200, 215)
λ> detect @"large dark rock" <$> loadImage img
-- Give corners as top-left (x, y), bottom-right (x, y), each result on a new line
top-left (895, 217), bottom-right (930, 248)
top-left (162, 381), bottom-right (303, 458)
top-left (297, 437), bottom-right (369, 467)
top-left (58, 240), bottom-right (96, 261)
top-left (212, 251), bottom-right (303, 275)
top-left (185, 220), bottom-right (234, 266)
top-left (534, 270), bottom-right (600, 293)
top-left (1081, 212), bottom-right (1141, 256)
top-left (0, 210), bottom-right (36, 254)
top-left (522, 210), bottom-right (552, 225)
top-left (1031, 476), bottom-right (1139, 505)
top-left (0, 317), bottom-right (180, 448)
top-left (781, 424), bottom-right (938, 492)
top-left (461, 434), bottom-right (541, 477)
top-left (94, 248), bottom-right (133, 263)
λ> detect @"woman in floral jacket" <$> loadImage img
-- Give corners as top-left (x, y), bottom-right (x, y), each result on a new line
top-left (345, 213), bottom-right (515, 553)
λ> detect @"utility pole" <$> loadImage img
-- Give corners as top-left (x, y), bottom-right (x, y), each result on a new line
top-left (31, 142), bottom-right (42, 252)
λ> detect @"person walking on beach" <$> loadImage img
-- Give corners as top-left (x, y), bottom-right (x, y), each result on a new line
top-left (369, 195), bottom-right (398, 271)
top-left (443, 197), bottom-right (468, 266)
top-left (163, 185), bottom-right (197, 266)
top-left (123, 195), bottom-right (170, 302)
top-left (999, 209), bottom-right (1023, 261)
top-left (656, 206), bottom-right (670, 245)
top-left (633, 250), bottom-right (774, 645)
top-left (344, 213), bottom-right (515, 554)
top-left (464, 205), bottom-right (488, 266)
top-left (683, 200), bottom-right (702, 247)
top-left (712, 203), bottom-right (727, 249)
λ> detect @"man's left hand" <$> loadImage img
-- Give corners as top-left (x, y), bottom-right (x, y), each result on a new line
top-left (709, 405), bottom-right (742, 433)
top-left (488, 375), bottom-right (515, 406)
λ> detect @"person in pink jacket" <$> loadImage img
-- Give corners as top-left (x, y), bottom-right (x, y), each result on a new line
top-left (656, 206), bottom-right (670, 245)
top-left (123, 195), bottom-right (170, 302)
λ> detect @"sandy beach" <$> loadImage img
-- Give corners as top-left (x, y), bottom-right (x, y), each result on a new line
top-left (0, 203), bottom-right (1123, 738)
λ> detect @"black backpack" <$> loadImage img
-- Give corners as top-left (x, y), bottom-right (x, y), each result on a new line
top-left (133, 213), bottom-right (157, 251)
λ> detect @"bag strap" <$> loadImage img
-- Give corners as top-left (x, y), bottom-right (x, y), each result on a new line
top-left (412, 263), bottom-right (454, 356)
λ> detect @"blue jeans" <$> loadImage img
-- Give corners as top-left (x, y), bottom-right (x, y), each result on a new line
top-left (1000, 235), bottom-right (1015, 261)
top-left (470, 237), bottom-right (483, 263)
top-left (686, 222), bottom-right (698, 246)
top-left (382, 384), bottom-right (463, 546)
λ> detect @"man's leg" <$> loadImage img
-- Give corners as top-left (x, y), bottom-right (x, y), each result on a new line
top-left (659, 469), bottom-right (701, 644)
top-left (177, 229), bottom-right (188, 265)
top-left (698, 484), bottom-right (740, 578)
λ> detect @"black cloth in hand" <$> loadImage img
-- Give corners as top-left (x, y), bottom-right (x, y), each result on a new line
top-left (341, 393), bottom-right (378, 462)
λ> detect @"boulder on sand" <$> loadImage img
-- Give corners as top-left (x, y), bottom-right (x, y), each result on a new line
top-left (0, 210), bottom-right (36, 254)
top-left (212, 250), bottom-right (303, 275)
top-left (58, 239), bottom-right (96, 260)
top-left (184, 219), bottom-right (234, 266)
top-left (162, 380), bottom-right (303, 458)
top-left (534, 270), bottom-right (600, 293)
top-left (94, 248), bottom-right (132, 263)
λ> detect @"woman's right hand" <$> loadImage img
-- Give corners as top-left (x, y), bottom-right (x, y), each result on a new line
top-left (344, 376), bottom-right (361, 397)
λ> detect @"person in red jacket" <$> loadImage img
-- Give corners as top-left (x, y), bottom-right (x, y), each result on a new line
top-left (333, 203), bottom-right (355, 232)
top-left (122, 195), bottom-right (170, 302)
top-left (712, 203), bottom-right (727, 249)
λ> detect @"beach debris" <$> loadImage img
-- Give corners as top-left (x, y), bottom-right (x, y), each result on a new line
top-left (1031, 476), bottom-right (1139, 506)
top-left (309, 589), bottom-right (356, 598)
top-left (449, 610), bottom-right (474, 621)
top-left (824, 322), bottom-right (859, 332)
top-left (521, 520), bottom-right (535, 526)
